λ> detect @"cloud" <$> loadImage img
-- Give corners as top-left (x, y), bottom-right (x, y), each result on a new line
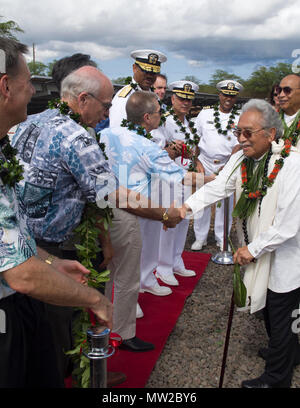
top-left (1, 0), bottom-right (300, 73)
top-left (188, 59), bottom-right (206, 68)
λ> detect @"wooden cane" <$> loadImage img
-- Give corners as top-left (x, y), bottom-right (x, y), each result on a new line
top-left (218, 290), bottom-right (235, 388)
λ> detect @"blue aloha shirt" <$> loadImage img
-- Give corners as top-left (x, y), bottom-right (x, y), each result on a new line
top-left (100, 126), bottom-right (186, 203)
top-left (12, 109), bottom-right (117, 243)
top-left (0, 149), bottom-right (37, 300)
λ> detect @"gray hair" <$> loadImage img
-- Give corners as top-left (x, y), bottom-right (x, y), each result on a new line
top-left (60, 68), bottom-right (101, 100)
top-left (241, 99), bottom-right (283, 140)
top-left (126, 91), bottom-right (159, 125)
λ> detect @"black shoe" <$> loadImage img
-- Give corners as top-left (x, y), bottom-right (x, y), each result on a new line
top-left (258, 347), bottom-right (269, 360)
top-left (241, 376), bottom-right (290, 388)
top-left (107, 371), bottom-right (127, 387)
top-left (120, 336), bottom-right (155, 352)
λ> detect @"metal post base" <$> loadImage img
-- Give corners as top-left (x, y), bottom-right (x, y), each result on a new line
top-left (211, 250), bottom-right (234, 265)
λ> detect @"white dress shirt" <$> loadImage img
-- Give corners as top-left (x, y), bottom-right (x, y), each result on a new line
top-left (194, 107), bottom-right (240, 175)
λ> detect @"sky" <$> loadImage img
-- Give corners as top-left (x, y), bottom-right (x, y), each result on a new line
top-left (2, 0), bottom-right (300, 84)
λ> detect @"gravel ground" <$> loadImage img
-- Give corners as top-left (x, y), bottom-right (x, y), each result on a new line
top-left (146, 210), bottom-right (300, 389)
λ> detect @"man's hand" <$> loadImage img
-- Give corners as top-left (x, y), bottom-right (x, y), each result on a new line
top-left (204, 174), bottom-right (216, 184)
top-left (98, 230), bottom-right (114, 269)
top-left (99, 240), bottom-right (114, 269)
top-left (233, 246), bottom-right (254, 266)
top-left (52, 258), bottom-right (90, 285)
top-left (165, 140), bottom-right (185, 159)
top-left (90, 295), bottom-right (113, 331)
top-left (195, 159), bottom-right (205, 174)
top-left (162, 201), bottom-right (184, 229)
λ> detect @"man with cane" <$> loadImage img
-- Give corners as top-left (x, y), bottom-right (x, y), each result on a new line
top-left (180, 99), bottom-right (300, 388)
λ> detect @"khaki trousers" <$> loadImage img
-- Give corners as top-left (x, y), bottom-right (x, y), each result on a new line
top-left (105, 209), bottom-right (142, 340)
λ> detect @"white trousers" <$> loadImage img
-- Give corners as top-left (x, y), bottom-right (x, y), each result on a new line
top-left (139, 218), bottom-right (162, 288)
top-left (156, 218), bottom-right (190, 278)
top-left (193, 194), bottom-right (234, 244)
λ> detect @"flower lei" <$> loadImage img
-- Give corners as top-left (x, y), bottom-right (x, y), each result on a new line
top-left (233, 137), bottom-right (292, 221)
top-left (48, 98), bottom-right (113, 388)
top-left (234, 113), bottom-right (300, 222)
top-left (121, 118), bottom-right (153, 140)
top-left (213, 104), bottom-right (239, 136)
top-left (0, 136), bottom-right (24, 188)
top-left (167, 107), bottom-right (200, 172)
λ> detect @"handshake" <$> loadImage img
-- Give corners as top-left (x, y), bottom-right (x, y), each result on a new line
top-left (161, 202), bottom-right (192, 230)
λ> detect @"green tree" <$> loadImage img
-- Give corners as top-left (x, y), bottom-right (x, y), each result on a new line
top-left (181, 76), bottom-right (217, 94)
top-left (46, 59), bottom-right (57, 77)
top-left (112, 76), bottom-right (131, 85)
top-left (209, 69), bottom-right (244, 88)
top-left (28, 60), bottom-right (48, 76)
top-left (0, 16), bottom-right (24, 40)
top-left (243, 62), bottom-right (293, 98)
top-left (181, 75), bottom-right (202, 85)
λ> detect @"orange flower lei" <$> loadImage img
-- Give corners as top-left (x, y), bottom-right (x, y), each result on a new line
top-left (241, 138), bottom-right (292, 200)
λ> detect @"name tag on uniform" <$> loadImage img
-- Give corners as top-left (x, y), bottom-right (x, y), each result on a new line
top-left (207, 120), bottom-right (214, 124)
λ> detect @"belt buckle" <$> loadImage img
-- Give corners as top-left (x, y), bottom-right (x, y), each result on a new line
top-left (213, 159), bottom-right (220, 164)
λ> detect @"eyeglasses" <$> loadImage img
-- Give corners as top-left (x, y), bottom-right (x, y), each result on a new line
top-left (149, 109), bottom-right (161, 115)
top-left (88, 93), bottom-right (112, 110)
top-left (275, 86), bottom-right (300, 96)
top-left (233, 127), bottom-right (266, 139)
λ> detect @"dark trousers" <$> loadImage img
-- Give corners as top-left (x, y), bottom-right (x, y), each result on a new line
top-left (36, 240), bottom-right (105, 382)
top-left (261, 287), bottom-right (300, 386)
top-left (0, 293), bottom-right (63, 388)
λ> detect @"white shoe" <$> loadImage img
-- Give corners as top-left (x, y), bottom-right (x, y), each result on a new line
top-left (156, 271), bottom-right (179, 286)
top-left (174, 268), bottom-right (196, 277)
top-left (140, 282), bottom-right (172, 296)
top-left (136, 302), bottom-right (144, 319)
top-left (191, 240), bottom-right (207, 251)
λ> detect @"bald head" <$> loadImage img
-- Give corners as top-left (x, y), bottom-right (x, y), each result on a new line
top-left (279, 74), bottom-right (300, 115)
top-left (61, 66), bottom-right (114, 127)
top-left (61, 66), bottom-right (113, 101)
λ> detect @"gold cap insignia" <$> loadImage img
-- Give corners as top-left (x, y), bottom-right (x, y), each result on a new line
top-left (184, 83), bottom-right (192, 93)
top-left (148, 53), bottom-right (158, 65)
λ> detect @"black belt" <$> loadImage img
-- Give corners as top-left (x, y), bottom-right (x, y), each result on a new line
top-left (35, 239), bottom-right (62, 248)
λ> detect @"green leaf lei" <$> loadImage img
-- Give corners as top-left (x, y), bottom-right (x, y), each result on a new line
top-left (213, 104), bottom-right (239, 136)
top-left (0, 136), bottom-right (24, 188)
top-left (228, 236), bottom-right (247, 307)
top-left (232, 150), bottom-right (271, 220)
top-left (48, 98), bottom-right (113, 388)
top-left (279, 109), bottom-right (300, 146)
top-left (167, 107), bottom-right (200, 172)
top-left (121, 118), bottom-right (153, 140)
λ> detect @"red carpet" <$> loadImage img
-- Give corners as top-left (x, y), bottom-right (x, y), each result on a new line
top-left (107, 251), bottom-right (211, 388)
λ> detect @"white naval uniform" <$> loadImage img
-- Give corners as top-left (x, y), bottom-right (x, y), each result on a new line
top-left (150, 114), bottom-right (193, 280)
top-left (193, 107), bottom-right (240, 246)
top-left (109, 81), bottom-right (141, 128)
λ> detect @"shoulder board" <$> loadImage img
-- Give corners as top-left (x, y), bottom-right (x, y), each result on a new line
top-left (163, 111), bottom-right (171, 117)
top-left (118, 85), bottom-right (133, 98)
top-left (202, 105), bottom-right (212, 110)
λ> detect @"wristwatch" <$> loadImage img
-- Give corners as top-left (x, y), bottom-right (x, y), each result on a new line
top-left (45, 254), bottom-right (55, 265)
top-left (162, 208), bottom-right (169, 222)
